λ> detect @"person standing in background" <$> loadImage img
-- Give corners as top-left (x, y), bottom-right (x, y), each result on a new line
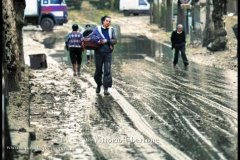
top-left (171, 24), bottom-right (189, 67)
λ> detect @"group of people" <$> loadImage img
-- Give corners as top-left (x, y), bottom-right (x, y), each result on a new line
top-left (65, 14), bottom-right (189, 95)
top-left (65, 15), bottom-right (117, 95)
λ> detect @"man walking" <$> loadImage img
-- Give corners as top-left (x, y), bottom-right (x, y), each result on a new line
top-left (171, 24), bottom-right (189, 67)
top-left (88, 15), bottom-right (117, 95)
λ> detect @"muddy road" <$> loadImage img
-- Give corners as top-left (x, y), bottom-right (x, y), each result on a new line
top-left (23, 15), bottom-right (237, 160)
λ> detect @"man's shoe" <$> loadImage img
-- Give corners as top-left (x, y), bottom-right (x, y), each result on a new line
top-left (96, 86), bottom-right (101, 93)
top-left (184, 63), bottom-right (189, 66)
top-left (104, 89), bottom-right (110, 95)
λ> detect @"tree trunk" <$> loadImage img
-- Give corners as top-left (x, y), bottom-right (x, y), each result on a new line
top-left (3, 0), bottom-right (21, 92)
top-left (160, 0), bottom-right (167, 28)
top-left (2, 0), bottom-right (26, 157)
top-left (152, 0), bottom-right (160, 24)
top-left (204, 0), bottom-right (228, 51)
top-left (150, 0), bottom-right (154, 23)
top-left (2, 19), bottom-right (13, 160)
top-left (14, 0), bottom-right (26, 81)
top-left (110, 0), bottom-right (114, 10)
top-left (113, 0), bottom-right (120, 10)
top-left (14, 0), bottom-right (26, 60)
top-left (236, 0), bottom-right (238, 15)
top-left (177, 3), bottom-right (186, 31)
top-left (166, 0), bottom-right (173, 31)
top-left (202, 0), bottom-right (214, 47)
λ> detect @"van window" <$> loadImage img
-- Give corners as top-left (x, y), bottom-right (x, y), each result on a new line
top-left (139, 0), bottom-right (147, 5)
top-left (43, 0), bottom-right (48, 4)
top-left (50, 0), bottom-right (62, 4)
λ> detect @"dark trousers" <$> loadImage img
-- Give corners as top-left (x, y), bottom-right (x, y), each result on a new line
top-left (69, 47), bottom-right (82, 65)
top-left (94, 52), bottom-right (112, 88)
top-left (173, 45), bottom-right (189, 65)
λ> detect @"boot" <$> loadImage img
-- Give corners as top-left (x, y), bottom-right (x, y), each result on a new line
top-left (96, 85), bottom-right (101, 93)
top-left (77, 64), bottom-right (80, 76)
top-left (104, 87), bottom-right (110, 95)
top-left (73, 64), bottom-right (77, 76)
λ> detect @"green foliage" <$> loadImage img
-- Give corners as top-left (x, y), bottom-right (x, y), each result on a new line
top-left (89, 0), bottom-right (120, 11)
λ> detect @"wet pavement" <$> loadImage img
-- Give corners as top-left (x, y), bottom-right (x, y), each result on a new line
top-left (86, 35), bottom-right (237, 160)
top-left (24, 22), bottom-right (237, 160)
top-left (110, 36), bottom-right (237, 160)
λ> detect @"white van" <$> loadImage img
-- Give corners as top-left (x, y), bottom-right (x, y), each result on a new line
top-left (119, 0), bottom-right (150, 16)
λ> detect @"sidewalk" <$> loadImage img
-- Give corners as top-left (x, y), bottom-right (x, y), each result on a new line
top-left (27, 58), bottom-right (95, 159)
top-left (7, 26), bottom-right (96, 159)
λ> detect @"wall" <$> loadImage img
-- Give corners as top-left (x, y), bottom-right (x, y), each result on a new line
top-left (2, 0), bottom-right (26, 159)
top-left (2, 0), bottom-right (25, 92)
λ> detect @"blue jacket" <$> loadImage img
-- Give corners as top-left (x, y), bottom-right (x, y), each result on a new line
top-left (89, 26), bottom-right (117, 53)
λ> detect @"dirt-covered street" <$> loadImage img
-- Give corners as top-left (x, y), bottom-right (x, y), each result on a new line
top-left (7, 1), bottom-right (237, 160)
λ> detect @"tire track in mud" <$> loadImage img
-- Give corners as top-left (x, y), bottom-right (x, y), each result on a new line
top-left (25, 28), bottom-right (172, 159)
top-left (112, 58), bottom-right (237, 159)
top-left (158, 99), bottom-right (229, 160)
top-left (109, 88), bottom-right (192, 160)
top-left (174, 97), bottom-right (235, 137)
top-left (84, 74), bottom-right (193, 160)
top-left (187, 94), bottom-right (237, 119)
top-left (183, 117), bottom-right (228, 160)
top-left (143, 57), bottom-right (237, 119)
top-left (139, 86), bottom-right (236, 159)
top-left (75, 75), bottom-right (168, 159)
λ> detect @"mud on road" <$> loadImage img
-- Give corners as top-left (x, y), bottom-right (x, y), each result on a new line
top-left (11, 12), bottom-right (237, 160)
top-left (22, 26), bottom-right (176, 159)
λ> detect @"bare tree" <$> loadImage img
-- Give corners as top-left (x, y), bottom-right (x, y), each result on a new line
top-left (2, 0), bottom-right (25, 159)
top-left (14, 0), bottom-right (26, 78)
top-left (166, 0), bottom-right (173, 31)
top-left (203, 0), bottom-right (227, 51)
top-left (152, 0), bottom-right (161, 25)
top-left (3, 0), bottom-right (21, 92)
top-left (160, 0), bottom-right (167, 28)
top-left (236, 0), bottom-right (238, 15)
top-left (202, 0), bottom-right (214, 47)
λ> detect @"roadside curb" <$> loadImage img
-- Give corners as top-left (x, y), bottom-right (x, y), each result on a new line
top-left (7, 65), bottom-right (33, 159)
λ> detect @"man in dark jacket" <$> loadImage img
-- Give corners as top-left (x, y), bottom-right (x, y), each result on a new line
top-left (171, 24), bottom-right (189, 67)
top-left (88, 15), bottom-right (117, 95)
